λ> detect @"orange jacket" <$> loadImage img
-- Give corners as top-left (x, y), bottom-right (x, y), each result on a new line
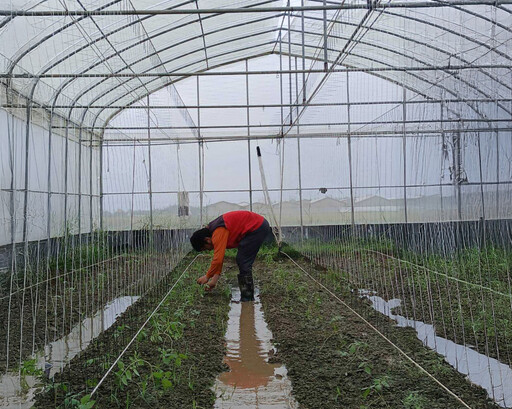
top-left (205, 227), bottom-right (229, 278)
top-left (205, 211), bottom-right (264, 278)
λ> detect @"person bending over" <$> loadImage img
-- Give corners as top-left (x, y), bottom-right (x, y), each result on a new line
top-left (190, 210), bottom-right (271, 301)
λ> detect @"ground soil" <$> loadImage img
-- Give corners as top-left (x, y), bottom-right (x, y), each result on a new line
top-left (336, 251), bottom-right (512, 365)
top-left (32, 247), bottom-right (504, 409)
top-left (0, 252), bottom-right (169, 372)
top-left (255, 250), bottom-right (500, 409)
top-left (34, 253), bottom-right (230, 408)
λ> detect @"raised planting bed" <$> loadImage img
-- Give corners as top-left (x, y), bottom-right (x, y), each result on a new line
top-left (34, 253), bottom-right (231, 408)
top-left (309, 239), bottom-right (512, 366)
top-left (0, 247), bottom-right (175, 373)
top-left (255, 245), bottom-right (500, 409)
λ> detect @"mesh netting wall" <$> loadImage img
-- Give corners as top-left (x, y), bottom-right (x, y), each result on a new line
top-left (1, 1), bottom-right (512, 407)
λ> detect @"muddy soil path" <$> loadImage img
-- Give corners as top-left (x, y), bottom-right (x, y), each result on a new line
top-left (255, 249), bottom-right (500, 409)
top-left (336, 250), bottom-right (512, 365)
top-left (35, 253), bottom-right (231, 408)
top-left (0, 252), bottom-right (168, 372)
top-left (213, 272), bottom-right (298, 409)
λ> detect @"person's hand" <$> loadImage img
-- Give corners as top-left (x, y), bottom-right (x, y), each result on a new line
top-left (197, 275), bottom-right (209, 285)
top-left (205, 274), bottom-right (220, 291)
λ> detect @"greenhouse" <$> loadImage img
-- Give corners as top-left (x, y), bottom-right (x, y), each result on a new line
top-left (1, 0), bottom-right (512, 408)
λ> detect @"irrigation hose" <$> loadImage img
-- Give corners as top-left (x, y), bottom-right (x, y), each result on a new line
top-left (90, 254), bottom-right (201, 397)
top-left (280, 251), bottom-right (473, 409)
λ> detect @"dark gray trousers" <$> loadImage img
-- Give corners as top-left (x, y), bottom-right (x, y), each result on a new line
top-left (236, 219), bottom-right (271, 277)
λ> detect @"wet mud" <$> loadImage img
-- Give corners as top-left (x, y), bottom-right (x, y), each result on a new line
top-left (256, 252), bottom-right (501, 409)
top-left (214, 287), bottom-right (297, 408)
top-left (34, 254), bottom-right (231, 408)
top-left (363, 291), bottom-right (512, 407)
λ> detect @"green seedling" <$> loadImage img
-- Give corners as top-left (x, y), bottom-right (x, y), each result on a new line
top-left (403, 391), bottom-right (428, 409)
top-left (18, 358), bottom-right (44, 392)
top-left (360, 374), bottom-right (390, 401)
top-left (358, 362), bottom-right (373, 376)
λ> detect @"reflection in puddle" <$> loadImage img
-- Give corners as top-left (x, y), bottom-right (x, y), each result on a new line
top-left (0, 296), bottom-right (139, 409)
top-left (214, 287), bottom-right (298, 409)
top-left (360, 290), bottom-right (512, 408)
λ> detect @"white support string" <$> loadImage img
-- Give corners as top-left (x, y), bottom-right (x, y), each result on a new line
top-left (90, 254), bottom-right (201, 397)
top-left (281, 251), bottom-right (472, 409)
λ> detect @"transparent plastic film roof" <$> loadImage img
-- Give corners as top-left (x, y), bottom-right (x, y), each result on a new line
top-left (2, 2), bottom-right (512, 408)
top-left (1, 1), bottom-right (511, 134)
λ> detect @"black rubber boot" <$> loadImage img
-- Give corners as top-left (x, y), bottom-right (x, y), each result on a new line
top-left (237, 274), bottom-right (255, 302)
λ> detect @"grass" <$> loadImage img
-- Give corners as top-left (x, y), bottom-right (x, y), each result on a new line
top-left (255, 248), bottom-right (498, 408)
top-left (35, 253), bottom-right (231, 408)
top-left (288, 236), bottom-right (512, 365)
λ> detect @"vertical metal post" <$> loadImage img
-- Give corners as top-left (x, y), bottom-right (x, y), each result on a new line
top-left (295, 56), bottom-right (304, 241)
top-left (297, 136), bottom-right (304, 242)
top-left (89, 130), bottom-right (94, 233)
top-left (301, 0), bottom-right (306, 103)
top-left (440, 102), bottom-right (444, 217)
top-left (8, 106), bottom-right (15, 250)
top-left (78, 128), bottom-right (83, 245)
top-left (476, 131), bottom-right (486, 247)
top-left (6, 94), bottom-right (16, 370)
top-left (299, 1), bottom-right (306, 241)
top-left (76, 120), bottom-right (83, 336)
top-left (130, 139), bottom-right (137, 232)
top-left (279, 31), bottom-right (284, 136)
top-left (63, 118), bottom-right (70, 258)
top-left (452, 130), bottom-right (463, 250)
top-left (99, 140), bottom-right (104, 231)
top-left (453, 131), bottom-right (463, 221)
top-left (246, 59), bottom-right (253, 211)
top-left (197, 76), bottom-right (203, 225)
top-left (295, 57), bottom-right (299, 124)
top-left (288, 9), bottom-right (293, 125)
top-left (147, 95), bottom-right (153, 232)
top-left (346, 71), bottom-right (355, 229)
top-left (44, 108), bottom-right (54, 348)
top-left (20, 86), bottom-right (35, 369)
top-left (402, 86), bottom-right (408, 224)
top-left (323, 0), bottom-right (328, 72)
top-left (495, 109), bottom-right (500, 219)
top-left (22, 101), bottom-right (31, 244)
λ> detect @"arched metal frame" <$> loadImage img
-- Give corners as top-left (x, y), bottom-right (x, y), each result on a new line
top-left (2, 1), bottom-right (511, 240)
top-left (2, 1), bottom-right (511, 132)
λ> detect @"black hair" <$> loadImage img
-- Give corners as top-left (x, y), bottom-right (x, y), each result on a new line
top-left (190, 227), bottom-right (212, 251)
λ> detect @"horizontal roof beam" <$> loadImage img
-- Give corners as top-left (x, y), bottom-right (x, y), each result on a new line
top-left (98, 179), bottom-right (512, 194)
top-left (3, 1), bottom-right (512, 16)
top-left (4, 98), bottom-right (512, 110)
top-left (2, 65), bottom-right (509, 79)
top-left (99, 127), bottom-right (512, 145)
top-left (64, 117), bottom-right (512, 131)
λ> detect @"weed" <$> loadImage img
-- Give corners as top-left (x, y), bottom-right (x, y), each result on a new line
top-left (360, 374), bottom-right (390, 401)
top-left (18, 358), bottom-right (44, 392)
top-left (403, 391), bottom-right (428, 409)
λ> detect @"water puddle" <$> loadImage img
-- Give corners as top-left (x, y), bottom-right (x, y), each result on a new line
top-left (214, 287), bottom-right (298, 409)
top-left (0, 296), bottom-right (139, 408)
top-left (360, 290), bottom-right (512, 408)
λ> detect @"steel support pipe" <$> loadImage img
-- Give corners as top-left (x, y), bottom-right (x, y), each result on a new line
top-left (2, 1), bottom-right (512, 16)
top-left (2, 64), bottom-right (510, 78)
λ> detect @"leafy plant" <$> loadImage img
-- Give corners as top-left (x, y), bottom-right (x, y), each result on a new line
top-left (403, 391), bottom-right (428, 409)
